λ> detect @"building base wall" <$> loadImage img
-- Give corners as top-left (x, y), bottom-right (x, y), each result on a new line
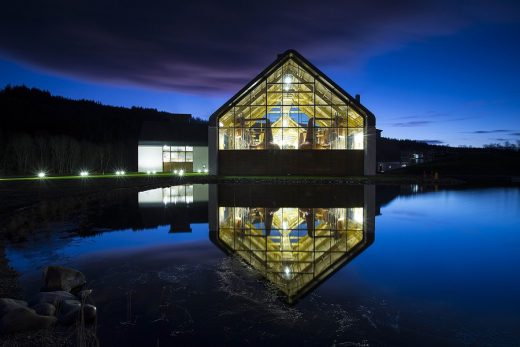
top-left (218, 150), bottom-right (364, 176)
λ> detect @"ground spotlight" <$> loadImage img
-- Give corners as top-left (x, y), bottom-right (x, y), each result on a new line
top-left (80, 171), bottom-right (89, 177)
top-left (37, 171), bottom-right (46, 178)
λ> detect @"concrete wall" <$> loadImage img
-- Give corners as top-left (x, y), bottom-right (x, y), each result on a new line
top-left (137, 145), bottom-right (163, 173)
top-left (364, 126), bottom-right (376, 175)
top-left (193, 146), bottom-right (209, 172)
top-left (208, 127), bottom-right (218, 175)
top-left (218, 150), bottom-right (364, 176)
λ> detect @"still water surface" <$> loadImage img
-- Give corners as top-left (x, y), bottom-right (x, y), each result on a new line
top-left (5, 184), bottom-right (520, 346)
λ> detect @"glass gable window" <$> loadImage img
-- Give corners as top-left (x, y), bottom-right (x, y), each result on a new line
top-left (218, 59), bottom-right (364, 150)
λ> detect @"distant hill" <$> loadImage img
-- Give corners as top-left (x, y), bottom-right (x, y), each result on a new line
top-left (0, 85), bottom-right (207, 174)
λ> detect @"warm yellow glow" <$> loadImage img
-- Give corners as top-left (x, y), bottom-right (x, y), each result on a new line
top-left (216, 58), bottom-right (365, 151)
top-left (217, 205), bottom-right (366, 300)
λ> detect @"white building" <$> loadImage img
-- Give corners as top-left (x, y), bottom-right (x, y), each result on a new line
top-left (137, 118), bottom-right (208, 173)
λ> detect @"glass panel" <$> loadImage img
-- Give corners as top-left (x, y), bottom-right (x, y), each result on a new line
top-left (267, 107), bottom-right (282, 123)
top-left (216, 57), bottom-right (364, 151)
top-left (315, 81), bottom-right (331, 105)
top-left (219, 128), bottom-right (234, 150)
top-left (185, 152), bottom-right (193, 162)
top-left (282, 127), bottom-right (299, 149)
top-left (251, 82), bottom-right (266, 105)
top-left (331, 93), bottom-right (345, 105)
top-left (250, 106), bottom-right (266, 121)
top-left (171, 151), bottom-right (185, 162)
top-left (162, 151), bottom-right (171, 162)
top-left (348, 128), bottom-right (364, 150)
top-left (185, 146), bottom-right (193, 152)
top-left (219, 110), bottom-right (234, 127)
top-left (267, 92), bottom-right (282, 105)
top-left (250, 128), bottom-right (265, 149)
top-left (348, 109), bottom-right (364, 128)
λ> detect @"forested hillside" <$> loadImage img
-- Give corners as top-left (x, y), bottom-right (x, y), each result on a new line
top-left (0, 86), bottom-right (207, 175)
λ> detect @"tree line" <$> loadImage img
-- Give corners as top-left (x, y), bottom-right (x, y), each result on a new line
top-left (0, 85), bottom-right (208, 175)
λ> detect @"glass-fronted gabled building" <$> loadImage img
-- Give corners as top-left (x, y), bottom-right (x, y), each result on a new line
top-left (208, 49), bottom-right (376, 176)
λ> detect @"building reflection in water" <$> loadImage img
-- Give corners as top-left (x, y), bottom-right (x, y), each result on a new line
top-left (137, 185), bottom-right (208, 232)
top-left (210, 184), bottom-right (375, 303)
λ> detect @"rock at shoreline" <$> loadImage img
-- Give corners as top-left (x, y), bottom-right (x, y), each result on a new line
top-left (0, 298), bottom-right (56, 334)
top-left (32, 302), bottom-right (56, 316)
top-left (58, 300), bottom-right (96, 325)
top-left (41, 266), bottom-right (86, 292)
top-left (29, 290), bottom-right (77, 306)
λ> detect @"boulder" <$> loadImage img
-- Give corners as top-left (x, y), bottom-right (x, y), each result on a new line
top-left (0, 298), bottom-right (28, 316)
top-left (58, 300), bottom-right (96, 325)
top-left (32, 302), bottom-right (56, 316)
top-left (29, 291), bottom-right (77, 306)
top-left (41, 266), bottom-right (86, 292)
top-left (0, 298), bottom-right (56, 334)
top-left (75, 289), bottom-right (93, 300)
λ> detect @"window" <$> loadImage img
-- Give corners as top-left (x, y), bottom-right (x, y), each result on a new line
top-left (162, 146), bottom-right (194, 162)
top-left (217, 59), bottom-right (364, 150)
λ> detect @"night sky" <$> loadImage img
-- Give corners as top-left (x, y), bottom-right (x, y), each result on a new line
top-left (1, 0), bottom-right (519, 147)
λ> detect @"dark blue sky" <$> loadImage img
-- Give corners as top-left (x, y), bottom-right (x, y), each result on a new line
top-left (1, 0), bottom-right (519, 147)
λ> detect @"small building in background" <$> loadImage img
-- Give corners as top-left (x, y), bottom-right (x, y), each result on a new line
top-left (138, 116), bottom-right (208, 173)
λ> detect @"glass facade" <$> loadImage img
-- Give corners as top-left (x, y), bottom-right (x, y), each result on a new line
top-left (218, 59), bottom-right (364, 150)
top-left (162, 145), bottom-right (193, 172)
top-left (162, 146), bottom-right (194, 163)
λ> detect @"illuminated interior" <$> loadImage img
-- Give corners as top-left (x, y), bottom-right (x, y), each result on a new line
top-left (162, 145), bottom-right (193, 172)
top-left (217, 206), bottom-right (365, 301)
top-left (217, 59), bottom-right (364, 150)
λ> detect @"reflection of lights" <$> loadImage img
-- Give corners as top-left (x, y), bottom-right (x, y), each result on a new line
top-left (282, 220), bottom-right (289, 231)
top-left (80, 171), bottom-right (89, 177)
top-left (283, 118), bottom-right (288, 127)
top-left (152, 170), bottom-right (157, 174)
top-left (146, 170), bottom-right (151, 175)
top-left (282, 265), bottom-right (293, 280)
top-left (163, 145), bottom-right (169, 150)
top-left (219, 121), bottom-right (224, 127)
top-left (203, 168), bottom-right (208, 173)
top-left (163, 196), bottom-right (168, 205)
top-left (178, 169), bottom-right (184, 176)
top-left (37, 172), bottom-right (46, 178)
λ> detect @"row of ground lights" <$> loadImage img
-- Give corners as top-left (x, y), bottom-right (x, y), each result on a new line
top-left (37, 170), bottom-right (125, 178)
top-left (36, 167), bottom-right (208, 178)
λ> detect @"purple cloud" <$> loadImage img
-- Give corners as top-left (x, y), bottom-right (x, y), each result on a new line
top-left (0, 0), bottom-right (517, 94)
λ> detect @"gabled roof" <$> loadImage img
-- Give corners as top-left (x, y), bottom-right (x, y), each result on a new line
top-left (209, 49), bottom-right (376, 127)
